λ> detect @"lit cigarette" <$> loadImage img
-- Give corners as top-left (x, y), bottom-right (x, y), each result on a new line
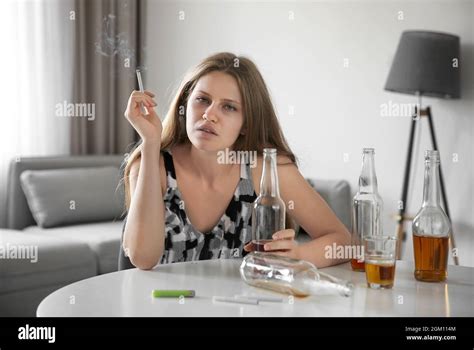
top-left (212, 296), bottom-right (259, 305)
top-left (234, 295), bottom-right (283, 303)
top-left (135, 68), bottom-right (149, 115)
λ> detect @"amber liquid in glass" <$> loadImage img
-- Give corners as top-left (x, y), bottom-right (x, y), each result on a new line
top-left (413, 234), bottom-right (449, 282)
top-left (252, 239), bottom-right (272, 252)
top-left (365, 259), bottom-right (396, 288)
top-left (351, 258), bottom-right (365, 271)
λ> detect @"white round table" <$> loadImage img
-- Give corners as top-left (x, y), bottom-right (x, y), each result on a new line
top-left (37, 259), bottom-right (474, 317)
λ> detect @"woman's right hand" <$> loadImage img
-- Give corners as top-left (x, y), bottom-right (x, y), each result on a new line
top-left (124, 90), bottom-right (163, 145)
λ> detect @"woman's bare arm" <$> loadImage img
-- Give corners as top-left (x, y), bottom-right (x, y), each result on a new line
top-left (123, 143), bottom-right (165, 270)
top-left (122, 89), bottom-right (165, 270)
top-left (277, 159), bottom-right (352, 268)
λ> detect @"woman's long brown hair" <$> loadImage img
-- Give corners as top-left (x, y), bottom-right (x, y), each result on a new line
top-left (122, 52), bottom-right (297, 228)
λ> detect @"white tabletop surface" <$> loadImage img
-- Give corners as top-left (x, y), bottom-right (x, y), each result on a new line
top-left (37, 259), bottom-right (474, 317)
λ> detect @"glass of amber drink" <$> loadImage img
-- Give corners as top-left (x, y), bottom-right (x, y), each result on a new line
top-left (364, 236), bottom-right (397, 289)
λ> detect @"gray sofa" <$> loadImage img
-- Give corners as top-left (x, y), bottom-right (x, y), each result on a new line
top-left (1, 155), bottom-right (125, 316)
top-left (0, 154), bottom-right (351, 316)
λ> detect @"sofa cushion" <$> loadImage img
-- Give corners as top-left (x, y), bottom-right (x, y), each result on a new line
top-left (22, 221), bottom-right (123, 274)
top-left (0, 229), bottom-right (97, 295)
top-left (6, 154), bottom-right (125, 231)
top-left (296, 179), bottom-right (351, 242)
top-left (19, 166), bottom-right (123, 228)
top-left (306, 178), bottom-right (351, 230)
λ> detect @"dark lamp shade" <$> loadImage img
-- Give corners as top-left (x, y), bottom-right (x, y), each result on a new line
top-left (384, 30), bottom-right (460, 99)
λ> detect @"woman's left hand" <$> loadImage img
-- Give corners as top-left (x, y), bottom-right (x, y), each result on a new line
top-left (244, 229), bottom-right (299, 259)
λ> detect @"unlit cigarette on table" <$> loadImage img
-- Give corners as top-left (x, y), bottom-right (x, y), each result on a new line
top-left (234, 295), bottom-right (283, 303)
top-left (212, 296), bottom-right (259, 305)
top-left (135, 68), bottom-right (149, 115)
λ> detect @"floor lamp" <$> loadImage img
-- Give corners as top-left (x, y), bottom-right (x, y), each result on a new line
top-left (384, 31), bottom-right (460, 265)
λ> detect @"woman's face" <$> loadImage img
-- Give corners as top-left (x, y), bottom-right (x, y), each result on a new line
top-left (186, 71), bottom-right (244, 153)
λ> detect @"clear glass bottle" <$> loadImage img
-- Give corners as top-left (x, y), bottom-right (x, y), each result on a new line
top-left (412, 150), bottom-right (450, 282)
top-left (240, 252), bottom-right (353, 297)
top-left (251, 148), bottom-right (285, 251)
top-left (351, 148), bottom-right (384, 271)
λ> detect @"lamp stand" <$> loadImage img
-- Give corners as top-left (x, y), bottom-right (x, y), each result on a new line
top-left (395, 105), bottom-right (459, 265)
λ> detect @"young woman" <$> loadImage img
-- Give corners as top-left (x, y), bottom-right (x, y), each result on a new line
top-left (121, 52), bottom-right (350, 270)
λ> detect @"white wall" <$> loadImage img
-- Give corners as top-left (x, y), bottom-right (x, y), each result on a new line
top-left (144, 0), bottom-right (474, 266)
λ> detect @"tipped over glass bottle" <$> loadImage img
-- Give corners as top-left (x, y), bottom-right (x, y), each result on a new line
top-left (240, 252), bottom-right (353, 297)
top-left (412, 150), bottom-right (451, 282)
top-left (351, 148), bottom-right (384, 271)
top-left (251, 148), bottom-right (286, 252)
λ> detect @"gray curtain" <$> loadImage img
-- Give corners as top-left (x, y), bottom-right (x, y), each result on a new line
top-left (71, 0), bottom-right (142, 155)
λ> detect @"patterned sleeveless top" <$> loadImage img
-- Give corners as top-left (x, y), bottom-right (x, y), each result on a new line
top-left (159, 149), bottom-right (257, 264)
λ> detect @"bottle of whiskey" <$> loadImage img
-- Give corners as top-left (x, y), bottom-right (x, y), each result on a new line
top-left (351, 148), bottom-right (384, 271)
top-left (412, 150), bottom-right (450, 282)
top-left (251, 148), bottom-right (286, 251)
top-left (240, 252), bottom-right (353, 297)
